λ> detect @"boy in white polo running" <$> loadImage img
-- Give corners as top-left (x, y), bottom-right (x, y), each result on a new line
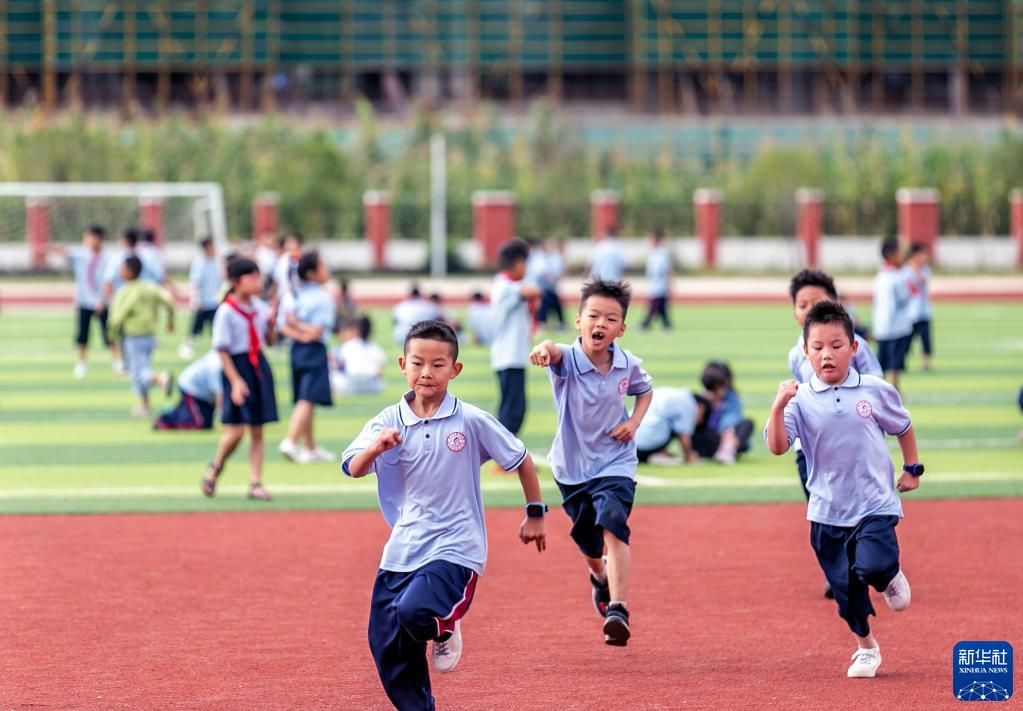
top-left (342, 320), bottom-right (547, 711)
top-left (530, 279), bottom-right (653, 647)
top-left (765, 300), bottom-right (924, 680)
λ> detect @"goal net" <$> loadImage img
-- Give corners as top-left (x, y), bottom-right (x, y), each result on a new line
top-left (0, 182), bottom-right (228, 272)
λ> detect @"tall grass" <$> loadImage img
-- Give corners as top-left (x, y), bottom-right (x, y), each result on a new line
top-left (1, 103), bottom-right (1022, 239)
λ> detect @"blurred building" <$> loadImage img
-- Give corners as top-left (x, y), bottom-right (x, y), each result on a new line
top-left (0, 1), bottom-right (1020, 115)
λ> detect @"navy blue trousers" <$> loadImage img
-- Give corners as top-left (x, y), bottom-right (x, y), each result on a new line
top-left (795, 449), bottom-right (810, 500)
top-left (810, 515), bottom-right (901, 638)
top-left (496, 368), bottom-right (526, 436)
top-left (369, 560), bottom-right (478, 711)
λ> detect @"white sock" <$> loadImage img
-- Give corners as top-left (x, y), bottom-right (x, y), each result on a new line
top-left (592, 569), bottom-right (607, 584)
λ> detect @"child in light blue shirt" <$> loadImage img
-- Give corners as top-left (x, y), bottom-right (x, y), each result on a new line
top-left (180, 237), bottom-right (224, 359)
top-left (342, 320), bottom-right (546, 710)
top-left (588, 227), bottom-right (627, 281)
top-left (905, 243), bottom-right (934, 371)
top-left (641, 230), bottom-right (672, 330)
top-left (766, 300), bottom-right (923, 680)
top-left (530, 279), bottom-right (652, 647)
top-left (872, 237), bottom-right (914, 389)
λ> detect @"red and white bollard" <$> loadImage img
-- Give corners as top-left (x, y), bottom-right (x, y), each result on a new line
top-left (363, 190), bottom-right (391, 271)
top-left (591, 190), bottom-right (620, 240)
top-left (139, 197), bottom-right (165, 246)
top-left (26, 198), bottom-right (51, 270)
top-left (472, 191), bottom-right (516, 267)
top-left (796, 188), bottom-right (823, 269)
top-left (897, 188), bottom-right (940, 261)
top-left (251, 192), bottom-right (279, 242)
top-left (1010, 190), bottom-right (1023, 269)
top-left (694, 189), bottom-right (721, 269)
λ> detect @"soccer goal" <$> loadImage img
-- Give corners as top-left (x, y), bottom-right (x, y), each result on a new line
top-left (0, 182), bottom-right (228, 271)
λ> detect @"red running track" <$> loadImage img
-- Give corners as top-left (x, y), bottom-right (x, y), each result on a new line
top-left (1, 499), bottom-right (1020, 710)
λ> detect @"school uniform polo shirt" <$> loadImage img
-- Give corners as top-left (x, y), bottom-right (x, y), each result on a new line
top-left (189, 255), bottom-right (224, 310)
top-left (68, 247), bottom-right (107, 309)
top-left (589, 238), bottom-right (627, 281)
top-left (278, 282), bottom-right (336, 345)
top-left (211, 298), bottom-right (271, 354)
top-left (767, 368), bottom-right (911, 527)
top-left (872, 264), bottom-right (914, 340)
top-left (177, 351), bottom-right (223, 403)
top-left (489, 273), bottom-right (531, 371)
top-left (546, 340), bottom-right (653, 485)
top-left (341, 391), bottom-right (528, 575)
top-left (634, 387), bottom-right (698, 452)
top-left (788, 333), bottom-right (883, 384)
top-left (645, 246), bottom-right (671, 297)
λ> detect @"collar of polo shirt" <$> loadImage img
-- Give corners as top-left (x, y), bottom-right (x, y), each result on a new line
top-left (398, 390), bottom-right (459, 425)
top-left (809, 368), bottom-right (862, 392)
top-left (571, 338), bottom-right (628, 373)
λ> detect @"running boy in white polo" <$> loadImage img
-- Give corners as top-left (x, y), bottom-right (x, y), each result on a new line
top-left (530, 279), bottom-right (653, 647)
top-left (342, 320), bottom-right (547, 711)
top-left (765, 300), bottom-right (924, 680)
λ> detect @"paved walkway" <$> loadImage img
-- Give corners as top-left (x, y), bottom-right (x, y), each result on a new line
top-left (1, 274), bottom-right (1021, 309)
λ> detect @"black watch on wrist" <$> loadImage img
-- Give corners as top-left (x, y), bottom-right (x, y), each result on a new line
top-left (903, 463), bottom-right (925, 478)
top-left (525, 502), bottom-right (548, 519)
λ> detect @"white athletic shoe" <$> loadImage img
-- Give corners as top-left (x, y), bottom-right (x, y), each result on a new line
top-left (847, 646), bottom-right (881, 678)
top-left (647, 452), bottom-right (683, 466)
top-left (432, 621), bottom-right (462, 673)
top-left (73, 362), bottom-right (87, 379)
top-left (177, 342), bottom-right (196, 360)
top-left (882, 570), bottom-right (911, 612)
top-left (304, 446), bottom-right (336, 463)
top-left (278, 439), bottom-right (303, 462)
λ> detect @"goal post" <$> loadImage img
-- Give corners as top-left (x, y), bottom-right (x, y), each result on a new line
top-left (0, 182), bottom-right (228, 270)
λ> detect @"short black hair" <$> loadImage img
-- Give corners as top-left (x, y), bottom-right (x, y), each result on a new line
top-left (881, 236), bottom-right (901, 261)
top-left (409, 284), bottom-right (421, 298)
top-left (404, 319), bottom-right (459, 361)
top-left (297, 250), bottom-right (321, 281)
top-left (86, 225), bottom-right (106, 240)
top-left (802, 300), bottom-right (855, 345)
top-left (226, 256), bottom-right (260, 282)
top-left (496, 238), bottom-right (530, 271)
top-left (580, 279), bottom-right (632, 318)
top-left (356, 315), bottom-right (372, 340)
top-left (122, 227), bottom-right (139, 247)
top-left (123, 255), bottom-right (143, 279)
top-left (470, 291), bottom-right (484, 302)
top-left (908, 242), bottom-right (929, 257)
top-left (199, 237), bottom-right (214, 250)
top-left (789, 269), bottom-right (837, 303)
top-left (701, 361), bottom-right (733, 392)
top-left (430, 292), bottom-right (442, 303)
top-left (139, 228), bottom-right (156, 244)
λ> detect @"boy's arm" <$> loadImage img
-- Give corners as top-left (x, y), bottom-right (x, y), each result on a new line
top-left (678, 434), bottom-right (697, 462)
top-left (345, 427), bottom-right (401, 478)
top-left (528, 339), bottom-right (564, 367)
top-left (158, 287), bottom-right (175, 333)
top-left (895, 425), bottom-right (921, 493)
top-left (766, 380), bottom-right (799, 454)
top-left (518, 281), bottom-right (542, 300)
top-left (610, 390), bottom-right (653, 442)
top-left (514, 454), bottom-right (547, 552)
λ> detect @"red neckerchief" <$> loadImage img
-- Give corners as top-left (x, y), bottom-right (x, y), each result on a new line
top-left (224, 294), bottom-right (261, 373)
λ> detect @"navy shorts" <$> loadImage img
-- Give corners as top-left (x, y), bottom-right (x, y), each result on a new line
top-left (221, 352), bottom-right (278, 426)
top-left (190, 308), bottom-right (218, 337)
top-left (910, 319), bottom-right (932, 356)
top-left (876, 335), bottom-right (911, 373)
top-left (556, 476), bottom-right (636, 559)
top-left (75, 307), bottom-right (110, 347)
top-left (291, 341), bottom-right (333, 406)
top-left (154, 389), bottom-right (215, 430)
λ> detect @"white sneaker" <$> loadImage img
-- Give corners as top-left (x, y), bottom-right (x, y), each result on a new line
top-left (278, 439), bottom-right (303, 462)
top-left (178, 342), bottom-right (196, 360)
top-left (304, 446), bottom-right (336, 463)
top-left (647, 452), bottom-right (683, 466)
top-left (882, 570), bottom-right (911, 612)
top-left (847, 646), bottom-right (881, 678)
top-left (112, 359), bottom-right (127, 377)
top-left (432, 621), bottom-right (462, 673)
top-left (73, 362), bottom-right (87, 379)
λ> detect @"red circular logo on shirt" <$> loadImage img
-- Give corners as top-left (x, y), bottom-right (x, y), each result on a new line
top-left (856, 400), bottom-right (873, 418)
top-left (446, 432), bottom-right (467, 452)
top-left (617, 378), bottom-right (630, 395)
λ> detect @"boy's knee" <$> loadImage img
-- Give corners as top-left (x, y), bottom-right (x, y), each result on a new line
top-left (394, 598), bottom-right (432, 638)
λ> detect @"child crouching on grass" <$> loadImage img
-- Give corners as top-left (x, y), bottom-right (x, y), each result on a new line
top-left (765, 300), bottom-right (924, 679)
top-left (342, 320), bottom-right (547, 711)
top-left (201, 257), bottom-right (278, 501)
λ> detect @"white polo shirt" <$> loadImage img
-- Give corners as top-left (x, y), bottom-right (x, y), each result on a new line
top-left (766, 368), bottom-right (911, 527)
top-left (547, 339), bottom-right (653, 485)
top-left (211, 298), bottom-right (271, 354)
top-left (872, 264), bottom-right (914, 340)
top-left (634, 387), bottom-right (698, 452)
top-left (489, 273), bottom-right (532, 370)
top-left (341, 391), bottom-right (528, 575)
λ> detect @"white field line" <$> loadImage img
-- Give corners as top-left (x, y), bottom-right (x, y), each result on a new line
top-left (0, 471), bottom-right (1019, 498)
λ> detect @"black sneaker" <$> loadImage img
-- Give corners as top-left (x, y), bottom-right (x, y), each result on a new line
top-left (603, 603), bottom-right (631, 647)
top-left (590, 574), bottom-right (610, 618)
top-left (823, 580), bottom-right (835, 599)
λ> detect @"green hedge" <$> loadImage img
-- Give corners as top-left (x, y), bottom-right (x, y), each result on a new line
top-left (1, 103), bottom-right (1021, 240)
